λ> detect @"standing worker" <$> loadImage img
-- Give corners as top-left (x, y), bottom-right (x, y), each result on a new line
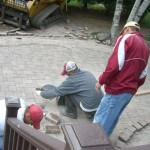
top-left (93, 21), bottom-right (150, 136)
top-left (36, 61), bottom-right (103, 119)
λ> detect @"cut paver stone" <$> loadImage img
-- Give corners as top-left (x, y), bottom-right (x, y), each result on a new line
top-left (144, 118), bottom-right (150, 124)
top-left (45, 125), bottom-right (61, 134)
top-left (132, 122), bottom-right (143, 131)
top-left (0, 33), bottom-right (7, 36)
top-left (126, 125), bottom-right (137, 133)
top-left (137, 120), bottom-right (148, 127)
top-left (45, 113), bottom-right (61, 124)
top-left (118, 129), bottom-right (133, 143)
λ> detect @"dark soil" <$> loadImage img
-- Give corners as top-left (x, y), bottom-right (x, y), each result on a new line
top-left (0, 6), bottom-right (149, 46)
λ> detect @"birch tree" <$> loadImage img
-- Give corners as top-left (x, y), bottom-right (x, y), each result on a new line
top-left (134, 0), bottom-right (150, 22)
top-left (110, 0), bottom-right (123, 42)
top-left (127, 0), bottom-right (142, 22)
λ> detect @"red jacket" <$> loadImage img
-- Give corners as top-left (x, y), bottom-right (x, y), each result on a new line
top-left (99, 32), bottom-right (150, 94)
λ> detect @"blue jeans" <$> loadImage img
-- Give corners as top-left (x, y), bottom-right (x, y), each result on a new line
top-left (0, 136), bottom-right (4, 150)
top-left (93, 93), bottom-right (133, 136)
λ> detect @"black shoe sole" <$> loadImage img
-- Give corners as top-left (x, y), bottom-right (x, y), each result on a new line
top-left (61, 111), bottom-right (77, 119)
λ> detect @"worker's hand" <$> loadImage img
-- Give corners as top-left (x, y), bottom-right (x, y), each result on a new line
top-left (36, 87), bottom-right (44, 91)
top-left (95, 82), bottom-right (102, 93)
top-left (36, 90), bottom-right (41, 96)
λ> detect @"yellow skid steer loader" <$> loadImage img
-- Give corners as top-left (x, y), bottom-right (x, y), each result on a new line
top-left (0, 0), bottom-right (66, 30)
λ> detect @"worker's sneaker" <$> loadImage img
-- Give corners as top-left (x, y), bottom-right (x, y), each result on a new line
top-left (61, 111), bottom-right (77, 119)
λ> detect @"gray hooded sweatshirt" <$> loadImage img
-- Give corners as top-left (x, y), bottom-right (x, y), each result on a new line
top-left (40, 69), bottom-right (103, 110)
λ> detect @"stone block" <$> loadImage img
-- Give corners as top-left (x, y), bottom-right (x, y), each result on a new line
top-left (132, 122), bottom-right (143, 131)
top-left (144, 118), bottom-right (150, 124)
top-left (127, 125), bottom-right (137, 133)
top-left (137, 120), bottom-right (148, 127)
top-left (118, 129), bottom-right (133, 143)
top-left (45, 125), bottom-right (61, 134)
top-left (6, 28), bottom-right (20, 33)
top-left (84, 27), bottom-right (89, 31)
top-left (0, 33), bottom-right (7, 36)
top-left (45, 113), bottom-right (61, 124)
top-left (16, 31), bottom-right (34, 36)
top-left (7, 33), bottom-right (18, 36)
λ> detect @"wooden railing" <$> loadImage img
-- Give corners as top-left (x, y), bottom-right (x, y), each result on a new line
top-left (2, 97), bottom-right (150, 150)
top-left (4, 118), bottom-right (66, 150)
top-left (3, 97), bottom-right (66, 150)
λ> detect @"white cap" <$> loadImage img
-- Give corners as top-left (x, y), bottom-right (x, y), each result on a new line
top-left (120, 21), bottom-right (140, 35)
top-left (61, 61), bottom-right (77, 76)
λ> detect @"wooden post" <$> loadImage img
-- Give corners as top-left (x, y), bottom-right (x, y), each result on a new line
top-left (3, 97), bottom-right (21, 150)
top-left (61, 123), bottom-right (115, 150)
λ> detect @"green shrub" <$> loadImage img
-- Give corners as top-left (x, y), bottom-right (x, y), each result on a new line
top-left (141, 12), bottom-right (150, 28)
top-left (144, 36), bottom-right (150, 41)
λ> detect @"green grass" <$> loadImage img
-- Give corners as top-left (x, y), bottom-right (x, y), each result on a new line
top-left (141, 12), bottom-right (150, 28)
top-left (90, 31), bottom-right (101, 36)
top-left (67, 0), bottom-right (106, 13)
top-left (144, 36), bottom-right (150, 41)
top-left (67, 0), bottom-right (82, 8)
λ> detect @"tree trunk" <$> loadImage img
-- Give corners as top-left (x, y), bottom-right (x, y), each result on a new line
top-left (134, 0), bottom-right (150, 22)
top-left (127, 0), bottom-right (142, 22)
top-left (111, 0), bottom-right (123, 42)
top-left (83, 1), bottom-right (88, 12)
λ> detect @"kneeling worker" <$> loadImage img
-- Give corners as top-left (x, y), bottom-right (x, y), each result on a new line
top-left (36, 61), bottom-right (103, 119)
